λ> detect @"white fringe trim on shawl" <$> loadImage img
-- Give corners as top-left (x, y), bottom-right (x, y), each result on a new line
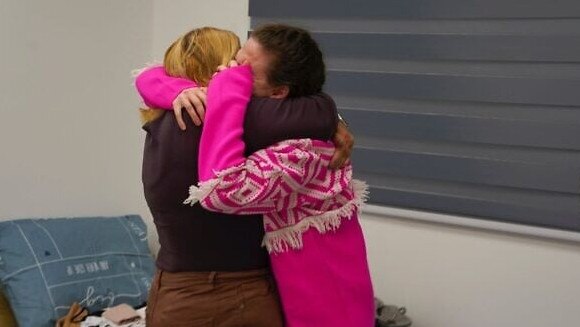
top-left (183, 180), bottom-right (219, 207)
top-left (183, 164), bottom-right (249, 206)
top-left (184, 173), bottom-right (370, 254)
top-left (263, 179), bottom-right (369, 254)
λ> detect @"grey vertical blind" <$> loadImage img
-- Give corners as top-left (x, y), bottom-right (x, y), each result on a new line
top-left (249, 0), bottom-right (580, 232)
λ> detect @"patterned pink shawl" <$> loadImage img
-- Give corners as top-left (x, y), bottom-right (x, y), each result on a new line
top-left (183, 65), bottom-right (367, 253)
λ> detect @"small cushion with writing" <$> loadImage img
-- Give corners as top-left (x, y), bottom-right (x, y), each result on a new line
top-left (0, 215), bottom-right (155, 327)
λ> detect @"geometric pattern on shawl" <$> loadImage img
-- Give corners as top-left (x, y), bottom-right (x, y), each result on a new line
top-left (185, 138), bottom-right (368, 253)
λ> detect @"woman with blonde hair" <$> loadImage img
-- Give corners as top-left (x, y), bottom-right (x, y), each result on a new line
top-left (137, 26), bottom-right (343, 326)
top-left (139, 27), bottom-right (240, 125)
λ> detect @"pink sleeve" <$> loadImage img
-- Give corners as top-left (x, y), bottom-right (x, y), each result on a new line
top-left (191, 140), bottom-right (336, 215)
top-left (198, 65), bottom-right (253, 181)
top-left (188, 65), bottom-right (336, 215)
top-left (135, 66), bottom-right (197, 109)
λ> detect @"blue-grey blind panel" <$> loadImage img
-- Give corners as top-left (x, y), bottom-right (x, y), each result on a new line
top-left (326, 71), bottom-right (580, 106)
top-left (250, 0), bottom-right (580, 19)
top-left (361, 173), bottom-right (580, 231)
top-left (314, 33), bottom-right (580, 63)
top-left (341, 108), bottom-right (580, 150)
top-left (249, 1), bottom-right (580, 232)
top-left (354, 148), bottom-right (578, 194)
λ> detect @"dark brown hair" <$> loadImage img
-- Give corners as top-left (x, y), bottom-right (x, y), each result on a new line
top-left (251, 24), bottom-right (325, 97)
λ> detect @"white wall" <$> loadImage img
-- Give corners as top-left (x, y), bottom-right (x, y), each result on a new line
top-left (362, 212), bottom-right (580, 327)
top-left (151, 0), bottom-right (250, 61)
top-left (0, 0), bottom-right (154, 243)
top-left (2, 1), bottom-right (579, 327)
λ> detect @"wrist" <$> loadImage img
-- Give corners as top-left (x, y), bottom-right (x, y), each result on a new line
top-left (337, 112), bottom-right (348, 128)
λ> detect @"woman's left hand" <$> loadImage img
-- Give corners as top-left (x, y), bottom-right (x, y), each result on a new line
top-left (329, 121), bottom-right (354, 169)
top-left (214, 60), bottom-right (240, 77)
top-left (172, 87), bottom-right (207, 129)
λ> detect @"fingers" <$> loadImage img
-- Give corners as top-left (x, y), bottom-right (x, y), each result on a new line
top-left (172, 60), bottom-right (239, 131)
top-left (328, 154), bottom-right (343, 169)
top-left (184, 88), bottom-right (206, 126)
top-left (330, 147), bottom-right (352, 169)
top-left (181, 99), bottom-right (201, 126)
top-left (193, 87), bottom-right (207, 123)
top-left (172, 87), bottom-right (208, 129)
top-left (214, 60), bottom-right (241, 76)
top-left (329, 145), bottom-right (348, 169)
top-left (329, 122), bottom-right (355, 169)
top-left (172, 101), bottom-right (187, 131)
top-left (329, 133), bottom-right (345, 169)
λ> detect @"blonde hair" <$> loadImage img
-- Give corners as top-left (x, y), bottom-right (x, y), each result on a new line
top-left (141, 27), bottom-right (241, 124)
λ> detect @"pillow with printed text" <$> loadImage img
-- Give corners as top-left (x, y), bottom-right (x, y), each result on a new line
top-left (0, 215), bottom-right (154, 327)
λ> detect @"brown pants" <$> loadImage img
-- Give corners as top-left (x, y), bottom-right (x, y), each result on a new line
top-left (146, 269), bottom-right (284, 327)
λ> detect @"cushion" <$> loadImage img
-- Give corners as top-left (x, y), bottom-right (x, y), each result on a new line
top-left (0, 290), bottom-right (17, 327)
top-left (0, 215), bottom-right (155, 327)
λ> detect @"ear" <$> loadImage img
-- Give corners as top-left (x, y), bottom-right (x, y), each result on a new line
top-left (269, 85), bottom-right (290, 99)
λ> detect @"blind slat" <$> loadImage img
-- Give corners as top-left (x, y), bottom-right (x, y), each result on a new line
top-left (353, 149), bottom-right (579, 194)
top-left (357, 173), bottom-right (580, 231)
top-left (326, 71), bottom-right (580, 106)
top-left (250, 0), bottom-right (580, 19)
top-left (366, 187), bottom-right (580, 231)
top-left (316, 33), bottom-right (580, 63)
top-left (342, 108), bottom-right (580, 150)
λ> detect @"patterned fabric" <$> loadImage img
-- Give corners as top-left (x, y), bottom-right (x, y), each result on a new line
top-left (182, 65), bottom-right (375, 327)
top-left (182, 65), bottom-right (368, 253)
top-left (185, 139), bottom-right (368, 253)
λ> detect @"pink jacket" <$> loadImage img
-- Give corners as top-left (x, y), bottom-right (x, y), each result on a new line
top-left (135, 66), bottom-right (197, 109)
top-left (184, 65), bottom-right (367, 253)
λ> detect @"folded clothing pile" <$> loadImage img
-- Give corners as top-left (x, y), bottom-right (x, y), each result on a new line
top-left (81, 303), bottom-right (146, 327)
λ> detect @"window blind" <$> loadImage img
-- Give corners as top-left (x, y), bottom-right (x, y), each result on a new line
top-left (249, 0), bottom-right (580, 232)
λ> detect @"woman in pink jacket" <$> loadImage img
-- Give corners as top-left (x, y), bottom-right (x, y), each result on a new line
top-left (138, 24), bottom-right (375, 327)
